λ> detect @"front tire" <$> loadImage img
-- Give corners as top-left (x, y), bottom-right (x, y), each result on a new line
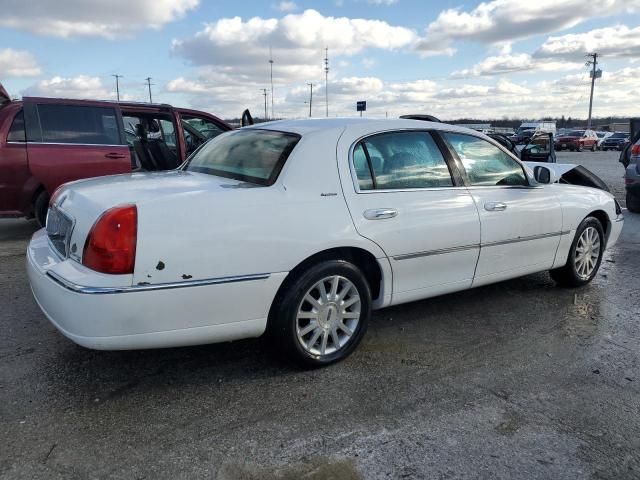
top-left (627, 192), bottom-right (640, 213)
top-left (550, 216), bottom-right (605, 287)
top-left (591, 143), bottom-right (597, 152)
top-left (34, 191), bottom-right (49, 227)
top-left (270, 260), bottom-right (371, 366)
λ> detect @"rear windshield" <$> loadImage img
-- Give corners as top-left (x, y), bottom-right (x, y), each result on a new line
top-left (566, 130), bottom-right (584, 136)
top-left (185, 129), bottom-right (300, 186)
top-left (611, 133), bottom-right (629, 139)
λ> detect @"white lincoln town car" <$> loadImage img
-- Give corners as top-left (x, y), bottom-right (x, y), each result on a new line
top-left (27, 118), bottom-right (623, 365)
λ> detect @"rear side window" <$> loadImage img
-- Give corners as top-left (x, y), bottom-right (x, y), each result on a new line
top-left (353, 131), bottom-right (453, 190)
top-left (37, 104), bottom-right (120, 145)
top-left (7, 110), bottom-right (25, 142)
top-left (185, 129), bottom-right (300, 186)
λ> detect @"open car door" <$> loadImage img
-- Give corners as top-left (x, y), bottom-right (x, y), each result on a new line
top-left (520, 132), bottom-right (556, 163)
top-left (0, 83), bottom-right (10, 106)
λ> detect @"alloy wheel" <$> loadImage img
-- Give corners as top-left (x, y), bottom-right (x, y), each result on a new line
top-left (574, 226), bottom-right (601, 280)
top-left (295, 275), bottom-right (361, 357)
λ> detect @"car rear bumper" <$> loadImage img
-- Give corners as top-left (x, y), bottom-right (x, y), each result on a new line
top-left (27, 229), bottom-right (286, 350)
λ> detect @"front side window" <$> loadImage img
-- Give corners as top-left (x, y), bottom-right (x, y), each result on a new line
top-left (7, 110), bottom-right (25, 142)
top-left (444, 132), bottom-right (528, 187)
top-left (353, 131), bottom-right (453, 190)
top-left (37, 104), bottom-right (120, 145)
top-left (185, 129), bottom-right (300, 186)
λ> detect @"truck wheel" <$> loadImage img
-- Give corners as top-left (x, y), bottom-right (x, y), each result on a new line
top-left (591, 143), bottom-right (596, 152)
top-left (627, 192), bottom-right (640, 213)
top-left (576, 144), bottom-right (582, 152)
top-left (34, 191), bottom-right (49, 227)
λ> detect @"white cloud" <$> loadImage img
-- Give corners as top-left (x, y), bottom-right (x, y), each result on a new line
top-left (450, 53), bottom-right (582, 78)
top-left (22, 76), bottom-right (111, 99)
top-left (171, 9), bottom-right (418, 84)
top-left (535, 25), bottom-right (640, 60)
top-left (416, 0), bottom-right (640, 56)
top-left (275, 1), bottom-right (298, 12)
top-left (0, 0), bottom-right (199, 38)
top-left (0, 48), bottom-right (42, 77)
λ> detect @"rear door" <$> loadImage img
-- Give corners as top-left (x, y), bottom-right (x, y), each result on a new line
top-left (23, 100), bottom-right (131, 195)
top-left (337, 128), bottom-right (481, 305)
top-left (441, 132), bottom-right (563, 286)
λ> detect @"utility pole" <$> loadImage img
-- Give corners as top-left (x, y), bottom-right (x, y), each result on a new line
top-left (261, 89), bottom-right (268, 120)
top-left (269, 47), bottom-right (274, 120)
top-left (145, 77), bottom-right (154, 103)
top-left (324, 47), bottom-right (329, 117)
top-left (586, 53), bottom-right (599, 129)
top-left (307, 83), bottom-right (314, 117)
top-left (112, 74), bottom-right (123, 101)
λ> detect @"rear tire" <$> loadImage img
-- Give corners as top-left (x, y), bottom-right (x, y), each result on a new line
top-left (269, 260), bottom-right (371, 367)
top-left (550, 216), bottom-right (604, 287)
top-left (591, 143), bottom-right (596, 152)
top-left (34, 191), bottom-right (49, 227)
top-left (627, 192), bottom-right (640, 213)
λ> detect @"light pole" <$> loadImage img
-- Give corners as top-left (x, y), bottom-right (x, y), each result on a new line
top-left (586, 52), bottom-right (599, 130)
top-left (269, 47), bottom-right (274, 120)
top-left (307, 83), bottom-right (314, 117)
top-left (145, 77), bottom-right (154, 103)
top-left (112, 74), bottom-right (122, 101)
top-left (261, 88), bottom-right (268, 120)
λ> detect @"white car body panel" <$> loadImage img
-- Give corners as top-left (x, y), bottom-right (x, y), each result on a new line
top-left (27, 118), bottom-right (623, 350)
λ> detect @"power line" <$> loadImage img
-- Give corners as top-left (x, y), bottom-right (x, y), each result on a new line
top-left (112, 74), bottom-right (123, 102)
top-left (144, 77), bottom-right (154, 103)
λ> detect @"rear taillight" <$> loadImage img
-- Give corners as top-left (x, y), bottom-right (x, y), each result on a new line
top-left (83, 204), bottom-right (137, 275)
top-left (631, 144), bottom-right (640, 155)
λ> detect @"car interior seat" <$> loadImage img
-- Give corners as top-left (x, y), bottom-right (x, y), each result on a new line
top-left (132, 124), bottom-right (158, 170)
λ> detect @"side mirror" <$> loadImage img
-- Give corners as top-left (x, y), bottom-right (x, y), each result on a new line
top-left (241, 109), bottom-right (254, 127)
top-left (534, 165), bottom-right (552, 184)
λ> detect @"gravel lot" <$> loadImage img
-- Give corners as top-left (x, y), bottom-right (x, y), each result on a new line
top-left (1, 151), bottom-right (638, 480)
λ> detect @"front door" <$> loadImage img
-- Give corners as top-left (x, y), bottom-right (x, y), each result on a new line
top-left (337, 128), bottom-right (481, 305)
top-left (441, 132), bottom-right (563, 287)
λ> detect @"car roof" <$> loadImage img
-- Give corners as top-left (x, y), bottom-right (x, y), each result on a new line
top-left (250, 117), bottom-right (478, 137)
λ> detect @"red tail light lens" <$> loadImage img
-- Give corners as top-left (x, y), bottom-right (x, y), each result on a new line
top-left (83, 204), bottom-right (137, 274)
top-left (631, 144), bottom-right (640, 155)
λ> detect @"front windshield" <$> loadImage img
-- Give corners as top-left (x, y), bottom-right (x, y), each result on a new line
top-left (611, 133), bottom-right (628, 139)
top-left (185, 129), bottom-right (301, 186)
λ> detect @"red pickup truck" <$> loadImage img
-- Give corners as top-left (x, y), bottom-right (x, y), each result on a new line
top-left (0, 84), bottom-right (231, 225)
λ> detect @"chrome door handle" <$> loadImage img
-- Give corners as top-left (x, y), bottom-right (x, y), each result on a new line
top-left (484, 202), bottom-right (507, 212)
top-left (363, 208), bottom-right (398, 220)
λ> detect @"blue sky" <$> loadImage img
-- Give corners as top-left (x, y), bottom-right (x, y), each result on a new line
top-left (1, 0), bottom-right (639, 119)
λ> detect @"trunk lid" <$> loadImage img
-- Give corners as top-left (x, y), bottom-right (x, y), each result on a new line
top-left (50, 170), bottom-right (260, 263)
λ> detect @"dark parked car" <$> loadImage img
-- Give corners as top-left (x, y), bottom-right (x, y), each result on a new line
top-left (601, 132), bottom-right (630, 151)
top-left (620, 132), bottom-right (640, 213)
top-left (554, 129), bottom-right (598, 151)
top-left (0, 85), bottom-right (231, 225)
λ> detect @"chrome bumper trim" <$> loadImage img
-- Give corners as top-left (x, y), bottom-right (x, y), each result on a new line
top-left (46, 270), bottom-right (271, 295)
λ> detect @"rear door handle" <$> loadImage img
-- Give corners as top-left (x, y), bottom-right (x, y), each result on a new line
top-left (105, 152), bottom-right (126, 159)
top-left (484, 202), bottom-right (507, 212)
top-left (363, 208), bottom-right (398, 220)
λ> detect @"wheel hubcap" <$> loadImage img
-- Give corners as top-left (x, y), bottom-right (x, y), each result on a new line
top-left (574, 226), bottom-right (601, 280)
top-left (296, 275), bottom-right (361, 357)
